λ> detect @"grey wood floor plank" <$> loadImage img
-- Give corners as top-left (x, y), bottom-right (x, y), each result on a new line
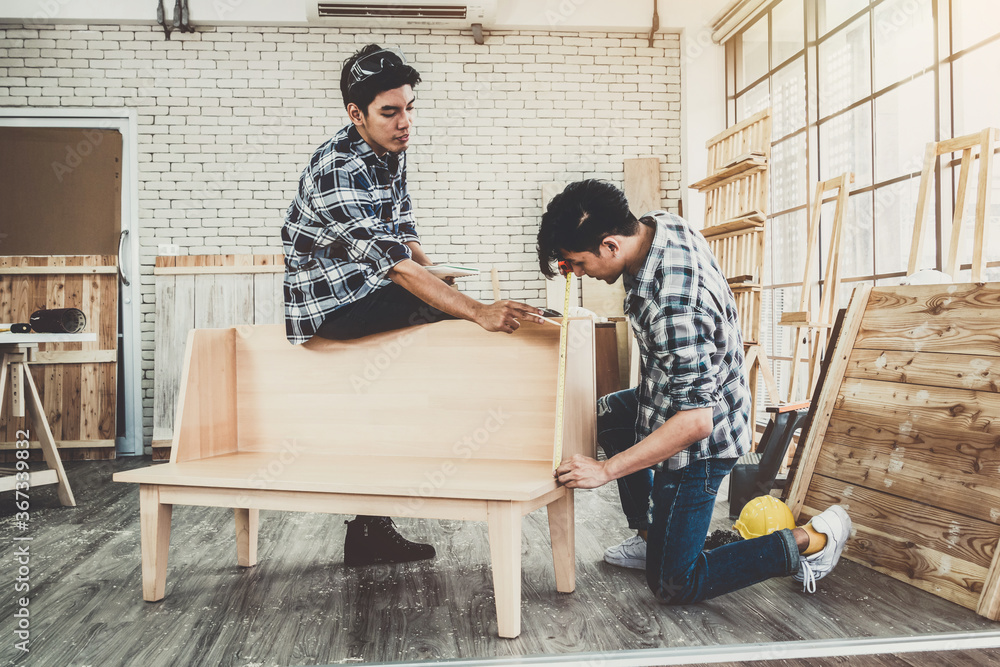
top-left (1, 458), bottom-right (998, 667)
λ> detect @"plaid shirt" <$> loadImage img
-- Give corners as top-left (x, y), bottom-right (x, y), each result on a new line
top-left (282, 124), bottom-right (419, 344)
top-left (622, 211), bottom-right (751, 470)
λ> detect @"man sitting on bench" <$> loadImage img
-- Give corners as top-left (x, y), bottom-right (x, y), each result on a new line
top-left (282, 45), bottom-right (541, 566)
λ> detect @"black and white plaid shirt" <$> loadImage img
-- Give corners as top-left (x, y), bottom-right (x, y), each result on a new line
top-left (281, 124), bottom-right (419, 344)
top-left (623, 211), bottom-right (752, 470)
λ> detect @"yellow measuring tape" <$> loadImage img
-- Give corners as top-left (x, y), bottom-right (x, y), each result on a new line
top-left (552, 272), bottom-right (572, 470)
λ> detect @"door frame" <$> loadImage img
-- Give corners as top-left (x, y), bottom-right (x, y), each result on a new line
top-left (0, 107), bottom-right (143, 456)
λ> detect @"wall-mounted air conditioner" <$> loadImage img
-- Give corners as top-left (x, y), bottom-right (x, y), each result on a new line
top-left (306, 1), bottom-right (497, 29)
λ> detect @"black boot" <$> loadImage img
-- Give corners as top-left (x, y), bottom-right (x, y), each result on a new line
top-left (343, 515), bottom-right (436, 566)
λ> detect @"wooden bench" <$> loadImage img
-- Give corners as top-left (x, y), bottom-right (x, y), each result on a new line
top-left (114, 319), bottom-right (596, 638)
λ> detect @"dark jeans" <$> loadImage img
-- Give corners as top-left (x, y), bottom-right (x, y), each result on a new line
top-left (315, 282), bottom-right (457, 341)
top-left (598, 388), bottom-right (799, 604)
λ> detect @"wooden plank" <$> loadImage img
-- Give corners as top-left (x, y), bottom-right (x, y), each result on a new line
top-left (935, 131), bottom-right (989, 154)
top-left (0, 266), bottom-right (117, 275)
top-left (153, 265), bottom-right (284, 276)
top-left (855, 284), bottom-right (1000, 356)
top-left (0, 439), bottom-right (115, 450)
top-left (945, 148), bottom-right (974, 279)
top-left (29, 350), bottom-right (117, 364)
top-left (803, 476), bottom-right (990, 611)
top-left (699, 213), bottom-right (765, 238)
top-left (846, 348), bottom-right (1000, 393)
top-left (971, 128), bottom-right (996, 283)
top-left (907, 141), bottom-right (938, 277)
top-left (170, 328), bottom-right (239, 464)
top-left (689, 158), bottom-right (767, 192)
top-left (785, 285), bottom-right (872, 518)
top-left (623, 157), bottom-right (661, 216)
top-left (816, 412), bottom-right (1000, 526)
top-left (836, 376), bottom-right (1000, 439)
top-left (803, 472), bottom-right (997, 570)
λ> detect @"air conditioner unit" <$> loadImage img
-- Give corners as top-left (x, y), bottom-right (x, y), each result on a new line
top-left (306, 1), bottom-right (497, 29)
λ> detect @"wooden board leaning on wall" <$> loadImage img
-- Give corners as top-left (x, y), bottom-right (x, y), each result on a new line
top-left (0, 255), bottom-right (118, 461)
top-left (785, 282), bottom-right (1000, 620)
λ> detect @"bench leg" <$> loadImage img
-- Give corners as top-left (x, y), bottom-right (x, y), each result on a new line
top-left (547, 490), bottom-right (575, 593)
top-left (487, 500), bottom-right (522, 639)
top-left (139, 484), bottom-right (172, 601)
top-left (235, 508), bottom-right (259, 567)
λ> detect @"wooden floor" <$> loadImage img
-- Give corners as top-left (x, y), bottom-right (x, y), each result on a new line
top-left (1, 457), bottom-right (998, 667)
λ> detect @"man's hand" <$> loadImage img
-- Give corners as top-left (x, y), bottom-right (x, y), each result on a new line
top-left (474, 300), bottom-right (543, 334)
top-left (555, 454), bottom-right (613, 489)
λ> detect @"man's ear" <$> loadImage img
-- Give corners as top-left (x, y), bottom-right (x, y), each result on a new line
top-left (347, 102), bottom-right (366, 126)
top-left (603, 237), bottom-right (620, 255)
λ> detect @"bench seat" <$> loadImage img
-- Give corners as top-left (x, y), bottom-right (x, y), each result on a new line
top-left (115, 453), bottom-right (560, 501)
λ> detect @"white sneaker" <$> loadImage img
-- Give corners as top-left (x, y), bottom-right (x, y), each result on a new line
top-left (793, 505), bottom-right (852, 593)
top-left (603, 535), bottom-right (647, 569)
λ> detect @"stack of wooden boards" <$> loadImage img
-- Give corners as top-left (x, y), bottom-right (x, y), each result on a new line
top-left (787, 282), bottom-right (1000, 620)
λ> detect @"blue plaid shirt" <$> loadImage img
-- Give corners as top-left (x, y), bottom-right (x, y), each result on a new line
top-left (282, 124), bottom-right (419, 344)
top-left (623, 211), bottom-right (751, 470)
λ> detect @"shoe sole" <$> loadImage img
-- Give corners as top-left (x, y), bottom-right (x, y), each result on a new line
top-left (603, 555), bottom-right (646, 570)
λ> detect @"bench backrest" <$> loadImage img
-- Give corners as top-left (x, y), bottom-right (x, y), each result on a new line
top-left (170, 320), bottom-right (596, 465)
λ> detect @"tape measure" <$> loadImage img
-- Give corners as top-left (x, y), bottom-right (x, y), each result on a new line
top-left (552, 272), bottom-right (572, 470)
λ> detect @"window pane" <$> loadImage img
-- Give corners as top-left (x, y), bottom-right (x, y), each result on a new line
top-left (834, 191), bottom-right (875, 280)
top-left (772, 134), bottom-right (809, 213)
top-left (769, 208), bottom-right (810, 285)
top-left (772, 57), bottom-right (807, 138)
top-left (875, 73), bottom-right (935, 181)
top-left (772, 0), bottom-right (805, 65)
top-left (818, 15), bottom-right (871, 117)
top-left (740, 15), bottom-right (769, 90)
top-left (943, 163), bottom-right (1000, 274)
top-left (820, 103), bottom-right (874, 188)
top-left (953, 39), bottom-right (1000, 136)
top-left (873, 0), bottom-right (933, 90)
top-left (819, 0), bottom-right (869, 36)
top-left (952, 0), bottom-right (1000, 51)
top-left (874, 179), bottom-right (926, 274)
top-left (736, 80), bottom-right (770, 120)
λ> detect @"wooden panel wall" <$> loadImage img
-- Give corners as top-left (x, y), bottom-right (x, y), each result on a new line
top-left (152, 255), bottom-right (284, 457)
top-left (796, 283), bottom-right (1000, 618)
top-left (0, 255), bottom-right (118, 460)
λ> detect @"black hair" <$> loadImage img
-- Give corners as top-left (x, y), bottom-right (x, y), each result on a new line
top-left (536, 180), bottom-right (640, 278)
top-left (340, 44), bottom-right (422, 114)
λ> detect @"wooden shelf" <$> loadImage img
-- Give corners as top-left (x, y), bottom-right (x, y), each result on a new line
top-left (729, 282), bottom-right (761, 292)
top-left (689, 152), bottom-right (767, 192)
top-left (779, 311), bottom-right (833, 328)
top-left (701, 211), bottom-right (767, 238)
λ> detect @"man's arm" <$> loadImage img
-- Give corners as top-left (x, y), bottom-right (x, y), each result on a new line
top-left (388, 258), bottom-right (541, 334)
top-left (554, 407), bottom-right (713, 489)
top-left (405, 241), bottom-right (433, 266)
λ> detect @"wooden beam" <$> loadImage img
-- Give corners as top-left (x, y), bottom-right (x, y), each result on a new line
top-left (0, 266), bottom-right (117, 275)
top-left (153, 265), bottom-right (284, 276)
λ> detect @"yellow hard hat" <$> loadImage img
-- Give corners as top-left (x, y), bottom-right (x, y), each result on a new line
top-left (733, 495), bottom-right (795, 540)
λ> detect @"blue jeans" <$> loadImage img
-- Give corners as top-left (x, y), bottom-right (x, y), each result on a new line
top-left (598, 389), bottom-right (800, 604)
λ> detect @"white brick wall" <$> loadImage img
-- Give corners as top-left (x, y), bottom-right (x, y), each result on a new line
top-left (0, 23), bottom-right (682, 448)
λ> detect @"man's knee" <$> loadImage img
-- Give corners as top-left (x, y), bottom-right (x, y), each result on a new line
top-left (647, 567), bottom-right (698, 605)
